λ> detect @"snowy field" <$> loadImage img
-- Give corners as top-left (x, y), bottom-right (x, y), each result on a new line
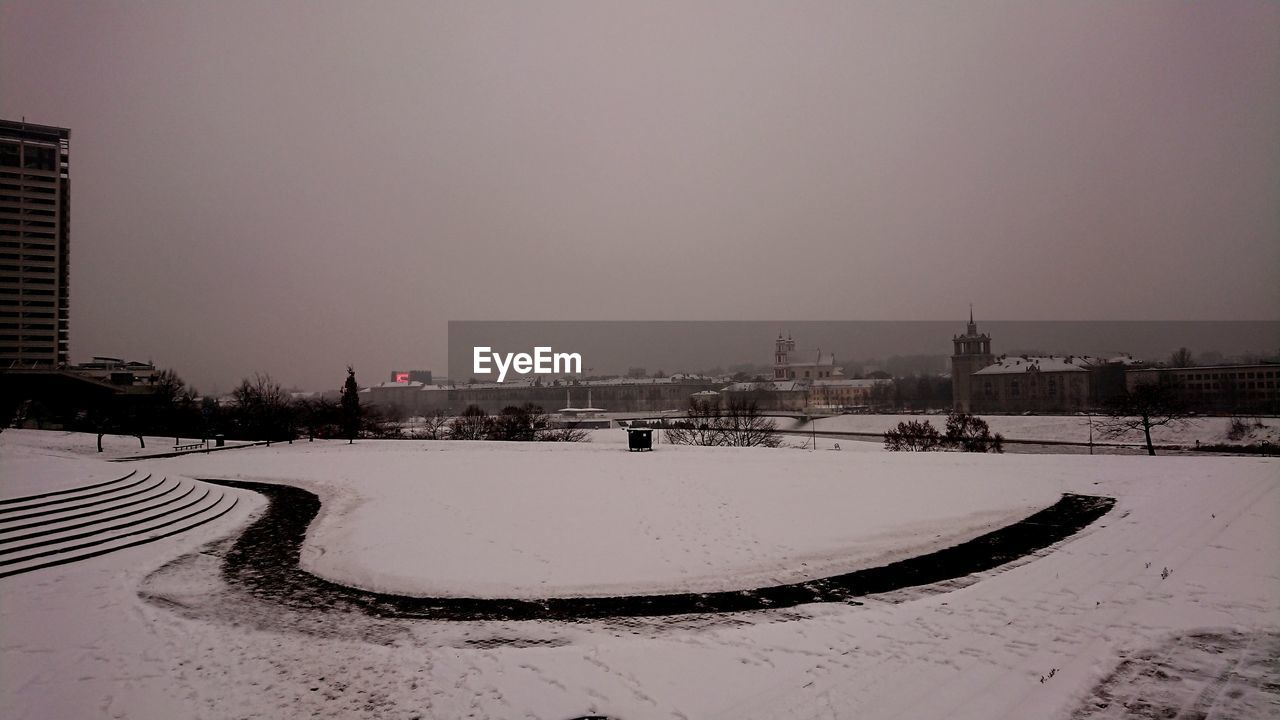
top-left (148, 440), bottom-right (1057, 598)
top-left (1, 429), bottom-right (1277, 719)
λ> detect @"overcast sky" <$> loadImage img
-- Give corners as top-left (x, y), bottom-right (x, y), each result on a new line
top-left (2, 2), bottom-right (1277, 392)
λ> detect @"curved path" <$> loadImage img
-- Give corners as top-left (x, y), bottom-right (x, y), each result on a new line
top-left (202, 478), bottom-right (1115, 621)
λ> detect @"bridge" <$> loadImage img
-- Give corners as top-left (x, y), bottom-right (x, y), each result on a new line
top-left (613, 409), bottom-right (839, 423)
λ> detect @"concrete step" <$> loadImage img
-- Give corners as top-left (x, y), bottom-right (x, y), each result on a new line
top-left (0, 480), bottom-right (241, 579)
top-left (0, 475), bottom-right (172, 532)
top-left (0, 470), bottom-right (139, 510)
top-left (0, 482), bottom-right (207, 553)
top-left (0, 472), bottom-right (154, 519)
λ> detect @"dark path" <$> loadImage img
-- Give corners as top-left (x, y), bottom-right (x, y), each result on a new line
top-left (202, 479), bottom-right (1114, 621)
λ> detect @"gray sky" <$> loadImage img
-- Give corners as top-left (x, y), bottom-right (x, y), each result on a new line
top-left (3, 2), bottom-right (1278, 392)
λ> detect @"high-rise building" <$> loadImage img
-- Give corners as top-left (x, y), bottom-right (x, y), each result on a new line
top-left (0, 119), bottom-right (70, 367)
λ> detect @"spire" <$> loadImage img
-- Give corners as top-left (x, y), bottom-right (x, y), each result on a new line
top-left (966, 304), bottom-right (978, 336)
top-left (969, 303), bottom-right (974, 325)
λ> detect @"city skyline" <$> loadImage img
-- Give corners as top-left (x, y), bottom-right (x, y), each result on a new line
top-left (2, 2), bottom-right (1278, 392)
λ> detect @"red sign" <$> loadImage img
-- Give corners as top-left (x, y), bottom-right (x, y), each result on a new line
top-left (394, 372), bottom-right (410, 383)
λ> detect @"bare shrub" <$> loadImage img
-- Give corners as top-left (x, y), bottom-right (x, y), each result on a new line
top-left (664, 398), bottom-right (780, 447)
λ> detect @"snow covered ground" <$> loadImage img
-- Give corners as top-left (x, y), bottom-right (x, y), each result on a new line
top-left (149, 439), bottom-right (1057, 598)
top-left (1, 429), bottom-right (1276, 719)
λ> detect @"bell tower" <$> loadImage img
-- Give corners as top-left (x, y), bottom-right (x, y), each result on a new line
top-left (951, 306), bottom-right (994, 411)
top-left (774, 332), bottom-right (796, 380)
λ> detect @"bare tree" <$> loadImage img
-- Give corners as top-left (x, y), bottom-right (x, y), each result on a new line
top-left (296, 397), bottom-right (340, 440)
top-left (79, 399), bottom-right (146, 452)
top-left (359, 404), bottom-right (400, 439)
top-left (232, 373), bottom-right (294, 440)
top-left (416, 409), bottom-right (451, 440)
top-left (1096, 382), bottom-right (1192, 456)
top-left (664, 398), bottom-right (727, 446)
top-left (490, 404), bottom-right (547, 441)
top-left (664, 398), bottom-right (780, 447)
top-left (540, 421), bottom-right (590, 443)
top-left (448, 405), bottom-right (492, 440)
top-left (719, 398), bottom-right (782, 447)
top-left (1168, 347), bottom-right (1195, 368)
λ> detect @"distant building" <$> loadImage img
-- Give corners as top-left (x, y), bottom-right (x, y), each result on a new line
top-left (363, 379), bottom-right (426, 414)
top-left (949, 311), bottom-right (1141, 413)
top-left (1, 119), bottom-right (71, 368)
top-left (72, 356), bottom-right (159, 387)
top-left (969, 355), bottom-right (1093, 414)
top-left (719, 380), bottom-right (808, 411)
top-left (1127, 363), bottom-right (1280, 414)
top-left (950, 307), bottom-right (994, 412)
top-left (390, 370), bottom-right (432, 384)
top-left (773, 333), bottom-right (843, 382)
top-left (809, 377), bottom-right (891, 410)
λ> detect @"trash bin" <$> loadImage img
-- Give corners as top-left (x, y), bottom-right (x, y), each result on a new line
top-left (215, 434), bottom-right (225, 448)
top-left (626, 427), bottom-right (653, 451)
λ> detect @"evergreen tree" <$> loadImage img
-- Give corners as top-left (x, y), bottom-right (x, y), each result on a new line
top-left (341, 366), bottom-right (361, 444)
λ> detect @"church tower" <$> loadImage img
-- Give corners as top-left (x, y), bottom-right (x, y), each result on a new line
top-left (951, 306), bottom-right (994, 411)
top-left (774, 332), bottom-right (796, 380)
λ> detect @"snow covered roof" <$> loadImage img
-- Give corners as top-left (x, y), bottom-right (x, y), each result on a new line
top-left (368, 381), bottom-right (424, 389)
top-left (779, 352), bottom-right (840, 368)
top-left (973, 356), bottom-right (1096, 375)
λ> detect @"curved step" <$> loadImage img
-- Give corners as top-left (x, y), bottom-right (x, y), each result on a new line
top-left (0, 474), bottom-right (162, 524)
top-left (0, 477), bottom-right (182, 534)
top-left (0, 485), bottom-right (207, 553)
top-left (0, 493), bottom-right (241, 579)
top-left (0, 470), bottom-right (138, 508)
top-left (0, 473), bottom-right (153, 519)
top-left (0, 488), bottom-right (223, 565)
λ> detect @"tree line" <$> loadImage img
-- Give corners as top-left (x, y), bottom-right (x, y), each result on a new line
top-left (3, 367), bottom-right (371, 449)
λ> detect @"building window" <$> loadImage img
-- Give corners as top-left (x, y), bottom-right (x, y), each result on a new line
top-left (1011, 380), bottom-right (1020, 397)
top-left (21, 146), bottom-right (57, 171)
top-left (0, 143), bottom-right (18, 168)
